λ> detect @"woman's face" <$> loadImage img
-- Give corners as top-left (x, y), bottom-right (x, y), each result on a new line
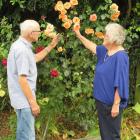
top-left (103, 34), bottom-right (112, 49)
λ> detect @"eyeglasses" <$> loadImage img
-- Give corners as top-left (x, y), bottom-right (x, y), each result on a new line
top-left (32, 30), bottom-right (42, 33)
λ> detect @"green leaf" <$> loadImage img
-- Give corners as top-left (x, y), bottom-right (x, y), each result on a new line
top-left (136, 27), bottom-right (140, 32)
top-left (64, 70), bottom-right (70, 77)
top-left (133, 103), bottom-right (140, 114)
top-left (67, 130), bottom-right (75, 137)
top-left (35, 121), bottom-right (41, 131)
top-left (87, 127), bottom-right (100, 137)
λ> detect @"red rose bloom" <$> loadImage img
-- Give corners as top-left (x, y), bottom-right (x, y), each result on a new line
top-left (35, 46), bottom-right (45, 53)
top-left (50, 69), bottom-right (59, 78)
top-left (1, 58), bottom-right (7, 66)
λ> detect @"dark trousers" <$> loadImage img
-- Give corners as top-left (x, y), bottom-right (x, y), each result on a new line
top-left (95, 99), bottom-right (122, 140)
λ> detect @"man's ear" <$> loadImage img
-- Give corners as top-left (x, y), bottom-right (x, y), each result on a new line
top-left (28, 31), bottom-right (33, 38)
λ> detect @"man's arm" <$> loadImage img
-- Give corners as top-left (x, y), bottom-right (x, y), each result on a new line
top-left (18, 75), bottom-right (40, 117)
top-left (74, 30), bottom-right (97, 54)
top-left (111, 88), bottom-right (121, 117)
top-left (35, 34), bottom-right (61, 63)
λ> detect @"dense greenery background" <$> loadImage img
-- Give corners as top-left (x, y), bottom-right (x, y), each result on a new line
top-left (0, 0), bottom-right (140, 139)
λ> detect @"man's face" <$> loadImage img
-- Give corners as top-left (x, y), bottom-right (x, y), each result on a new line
top-left (30, 25), bottom-right (41, 42)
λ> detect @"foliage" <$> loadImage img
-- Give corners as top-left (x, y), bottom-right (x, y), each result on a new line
top-left (0, 0), bottom-right (140, 139)
top-left (35, 0), bottom-right (140, 138)
top-left (0, 17), bottom-right (14, 111)
top-left (121, 105), bottom-right (140, 140)
top-left (124, 0), bottom-right (140, 105)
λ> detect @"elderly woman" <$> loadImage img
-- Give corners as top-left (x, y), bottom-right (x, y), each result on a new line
top-left (74, 23), bottom-right (129, 140)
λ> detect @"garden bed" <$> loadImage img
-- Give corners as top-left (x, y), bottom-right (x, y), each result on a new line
top-left (1, 109), bottom-right (140, 140)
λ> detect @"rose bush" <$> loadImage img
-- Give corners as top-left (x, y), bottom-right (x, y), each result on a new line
top-left (0, 0), bottom-right (140, 139)
top-left (34, 1), bottom-right (139, 139)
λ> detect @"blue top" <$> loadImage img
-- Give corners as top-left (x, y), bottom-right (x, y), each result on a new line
top-left (93, 45), bottom-right (129, 108)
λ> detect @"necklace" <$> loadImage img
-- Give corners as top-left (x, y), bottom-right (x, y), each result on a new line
top-left (104, 53), bottom-right (110, 62)
top-left (104, 49), bottom-right (125, 62)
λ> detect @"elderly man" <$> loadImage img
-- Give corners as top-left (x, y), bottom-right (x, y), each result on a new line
top-left (7, 20), bottom-right (60, 140)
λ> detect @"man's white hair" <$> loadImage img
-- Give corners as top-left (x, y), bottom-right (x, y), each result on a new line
top-left (105, 23), bottom-right (126, 45)
top-left (20, 20), bottom-right (39, 36)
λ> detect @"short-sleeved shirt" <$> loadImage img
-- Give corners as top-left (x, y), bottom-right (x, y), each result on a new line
top-left (93, 45), bottom-right (129, 108)
top-left (7, 37), bottom-right (37, 109)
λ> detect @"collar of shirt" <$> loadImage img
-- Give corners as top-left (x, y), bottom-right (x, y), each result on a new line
top-left (19, 36), bottom-right (33, 49)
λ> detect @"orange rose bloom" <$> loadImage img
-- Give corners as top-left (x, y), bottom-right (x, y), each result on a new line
top-left (111, 11), bottom-right (120, 21)
top-left (85, 28), bottom-right (94, 35)
top-left (110, 3), bottom-right (118, 11)
top-left (64, 2), bottom-right (71, 10)
top-left (73, 17), bottom-right (80, 23)
top-left (63, 21), bottom-right (72, 29)
top-left (59, 14), bottom-right (68, 22)
top-left (95, 32), bottom-right (104, 39)
top-left (89, 14), bottom-right (97, 22)
top-left (67, 19), bottom-right (72, 24)
top-left (60, 9), bottom-right (67, 15)
top-left (73, 23), bottom-right (80, 31)
top-left (70, 0), bottom-right (78, 6)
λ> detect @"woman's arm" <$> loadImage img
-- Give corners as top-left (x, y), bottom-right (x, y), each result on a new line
top-left (111, 88), bottom-right (121, 117)
top-left (74, 30), bottom-right (97, 54)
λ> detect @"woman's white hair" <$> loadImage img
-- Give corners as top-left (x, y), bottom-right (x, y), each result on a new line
top-left (20, 20), bottom-right (39, 36)
top-left (105, 23), bottom-right (126, 45)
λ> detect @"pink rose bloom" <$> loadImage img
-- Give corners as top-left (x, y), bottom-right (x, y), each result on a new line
top-left (41, 15), bottom-right (46, 21)
top-left (89, 14), bottom-right (97, 22)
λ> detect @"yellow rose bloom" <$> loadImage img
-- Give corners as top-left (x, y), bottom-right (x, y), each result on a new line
top-left (57, 1), bottom-right (63, 5)
top-left (48, 32), bottom-right (57, 38)
top-left (110, 3), bottom-right (119, 11)
top-left (95, 32), bottom-right (104, 39)
top-left (58, 47), bottom-right (63, 52)
top-left (60, 9), bottom-right (67, 15)
top-left (44, 30), bottom-right (49, 36)
top-left (64, 2), bottom-right (71, 10)
top-left (70, 0), bottom-right (78, 6)
top-left (85, 28), bottom-right (94, 35)
top-left (54, 1), bottom-right (63, 11)
top-left (46, 23), bottom-right (54, 32)
top-left (63, 21), bottom-right (72, 29)
top-left (73, 17), bottom-right (80, 23)
top-left (55, 2), bottom-right (64, 12)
